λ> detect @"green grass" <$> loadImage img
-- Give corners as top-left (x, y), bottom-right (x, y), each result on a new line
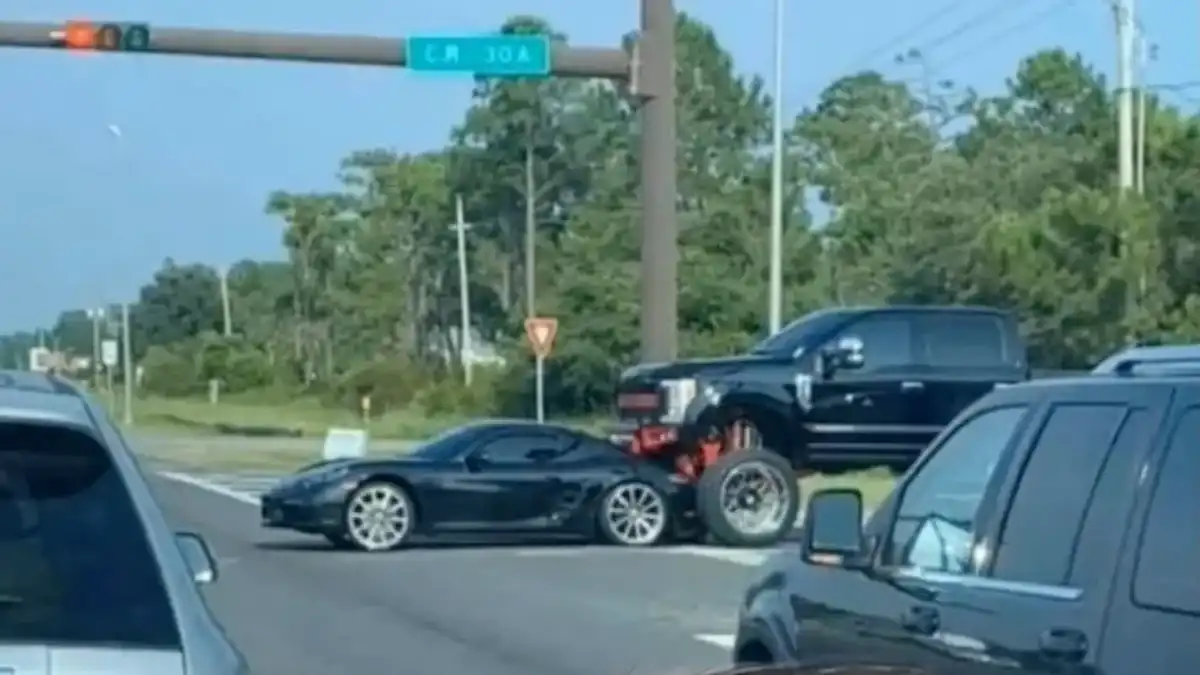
top-left (801, 466), bottom-right (897, 513)
top-left (124, 396), bottom-right (470, 439)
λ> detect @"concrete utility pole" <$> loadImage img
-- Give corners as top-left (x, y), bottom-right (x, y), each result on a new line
top-left (524, 141), bottom-right (537, 318)
top-left (121, 301), bottom-right (133, 425)
top-left (87, 307), bottom-right (102, 389)
top-left (768, 0), bottom-right (785, 335)
top-left (452, 194), bottom-right (474, 386)
top-left (218, 266), bottom-right (233, 336)
top-left (1115, 0), bottom-right (1136, 194)
top-left (0, 7), bottom-right (680, 363)
top-left (1135, 35), bottom-right (1147, 195)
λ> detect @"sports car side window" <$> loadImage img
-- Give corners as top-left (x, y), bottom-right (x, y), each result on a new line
top-left (477, 432), bottom-right (567, 463)
top-left (882, 405), bottom-right (1027, 573)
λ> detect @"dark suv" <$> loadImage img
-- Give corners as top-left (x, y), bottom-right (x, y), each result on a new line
top-left (734, 358), bottom-right (1200, 673)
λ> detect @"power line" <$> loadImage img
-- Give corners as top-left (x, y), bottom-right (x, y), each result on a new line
top-left (837, 0), bottom-right (970, 73)
top-left (920, 0), bottom-right (1079, 73)
top-left (904, 0), bottom-right (1037, 61)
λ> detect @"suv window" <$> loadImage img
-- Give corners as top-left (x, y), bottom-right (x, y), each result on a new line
top-left (1133, 407), bottom-right (1200, 614)
top-left (991, 403), bottom-right (1127, 586)
top-left (915, 312), bottom-right (1012, 367)
top-left (0, 422), bottom-right (180, 647)
top-left (833, 313), bottom-right (915, 373)
top-left (884, 405), bottom-right (1028, 572)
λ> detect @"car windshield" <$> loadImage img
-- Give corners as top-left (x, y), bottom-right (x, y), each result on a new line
top-left (750, 309), bottom-right (852, 356)
top-left (410, 425), bottom-right (479, 461)
top-left (0, 422), bottom-right (180, 648)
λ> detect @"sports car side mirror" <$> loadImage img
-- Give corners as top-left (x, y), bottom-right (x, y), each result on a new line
top-left (463, 453), bottom-right (488, 472)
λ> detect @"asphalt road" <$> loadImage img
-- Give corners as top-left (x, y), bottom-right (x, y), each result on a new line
top-left (151, 473), bottom-right (768, 675)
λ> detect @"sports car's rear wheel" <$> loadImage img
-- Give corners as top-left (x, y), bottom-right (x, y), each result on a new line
top-left (597, 481), bottom-right (669, 546)
top-left (697, 450), bottom-right (798, 548)
top-left (342, 481), bottom-right (415, 552)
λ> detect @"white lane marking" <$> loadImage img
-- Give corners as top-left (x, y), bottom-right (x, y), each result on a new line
top-left (669, 546), bottom-right (769, 567)
top-left (693, 633), bottom-right (735, 649)
top-left (159, 471), bottom-right (262, 506)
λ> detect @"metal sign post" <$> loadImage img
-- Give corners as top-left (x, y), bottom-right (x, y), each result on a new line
top-left (523, 317), bottom-right (559, 423)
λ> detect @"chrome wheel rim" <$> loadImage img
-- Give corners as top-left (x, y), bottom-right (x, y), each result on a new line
top-left (719, 461), bottom-right (789, 536)
top-left (604, 483), bottom-right (667, 545)
top-left (346, 484), bottom-right (411, 551)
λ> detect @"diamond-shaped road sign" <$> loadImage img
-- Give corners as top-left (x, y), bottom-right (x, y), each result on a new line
top-left (524, 317), bottom-right (559, 358)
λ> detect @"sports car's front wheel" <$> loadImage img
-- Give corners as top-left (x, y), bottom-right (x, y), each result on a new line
top-left (597, 481), bottom-right (669, 546)
top-left (341, 481), bottom-right (415, 552)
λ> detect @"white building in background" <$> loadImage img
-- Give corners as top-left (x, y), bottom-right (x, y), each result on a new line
top-left (433, 326), bottom-right (505, 368)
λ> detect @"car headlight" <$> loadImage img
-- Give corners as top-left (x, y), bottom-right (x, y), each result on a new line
top-left (660, 378), bottom-right (698, 424)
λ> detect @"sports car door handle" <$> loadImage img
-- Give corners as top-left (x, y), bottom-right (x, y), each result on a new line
top-left (900, 381), bottom-right (924, 392)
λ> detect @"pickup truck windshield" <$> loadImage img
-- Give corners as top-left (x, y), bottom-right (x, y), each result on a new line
top-left (750, 309), bottom-right (853, 357)
top-left (0, 422), bottom-right (181, 648)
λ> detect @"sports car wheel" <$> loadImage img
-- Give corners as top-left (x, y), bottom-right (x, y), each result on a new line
top-left (597, 481), bottom-right (669, 546)
top-left (342, 481), bottom-right (415, 552)
top-left (697, 450), bottom-right (799, 548)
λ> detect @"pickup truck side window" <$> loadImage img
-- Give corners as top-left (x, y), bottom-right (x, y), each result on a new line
top-left (914, 312), bottom-right (1014, 367)
top-left (1133, 407), bottom-right (1200, 615)
top-left (883, 405), bottom-right (1027, 572)
top-left (829, 314), bottom-right (915, 373)
top-left (990, 403), bottom-right (1127, 586)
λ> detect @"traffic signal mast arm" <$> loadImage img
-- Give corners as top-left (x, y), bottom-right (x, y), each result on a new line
top-left (0, 21), bottom-right (629, 78)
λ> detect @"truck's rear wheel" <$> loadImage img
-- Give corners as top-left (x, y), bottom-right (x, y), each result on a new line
top-left (696, 449), bottom-right (799, 548)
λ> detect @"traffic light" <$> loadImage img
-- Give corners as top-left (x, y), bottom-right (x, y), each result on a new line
top-left (62, 21), bottom-right (149, 51)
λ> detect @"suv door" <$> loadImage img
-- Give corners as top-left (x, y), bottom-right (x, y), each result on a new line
top-left (912, 311), bottom-right (1027, 429)
top-left (1098, 387), bottom-right (1200, 674)
top-left (785, 401), bottom-right (1033, 665)
top-left (879, 384), bottom-right (1169, 674)
top-left (804, 311), bottom-right (932, 466)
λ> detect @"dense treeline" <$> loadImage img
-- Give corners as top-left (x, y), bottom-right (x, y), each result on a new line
top-left (5, 14), bottom-right (1200, 417)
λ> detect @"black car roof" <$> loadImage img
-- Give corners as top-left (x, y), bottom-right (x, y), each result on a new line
top-left (456, 419), bottom-right (581, 434)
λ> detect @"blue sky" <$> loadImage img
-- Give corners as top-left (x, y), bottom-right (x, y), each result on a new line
top-left (0, 0), bottom-right (1193, 331)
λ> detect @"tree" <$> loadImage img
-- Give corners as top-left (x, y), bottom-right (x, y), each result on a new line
top-left (10, 22), bottom-right (1200, 416)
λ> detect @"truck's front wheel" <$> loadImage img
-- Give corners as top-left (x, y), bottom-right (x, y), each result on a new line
top-left (696, 449), bottom-right (799, 547)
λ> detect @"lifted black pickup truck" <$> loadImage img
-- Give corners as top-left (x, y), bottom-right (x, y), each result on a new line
top-left (616, 305), bottom-right (1029, 477)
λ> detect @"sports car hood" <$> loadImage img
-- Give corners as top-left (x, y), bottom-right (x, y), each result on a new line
top-left (619, 354), bottom-right (781, 383)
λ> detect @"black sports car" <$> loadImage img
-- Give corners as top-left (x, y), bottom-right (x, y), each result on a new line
top-left (260, 420), bottom-right (699, 551)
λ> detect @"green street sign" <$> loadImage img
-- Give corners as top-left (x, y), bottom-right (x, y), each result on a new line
top-left (406, 35), bottom-right (550, 77)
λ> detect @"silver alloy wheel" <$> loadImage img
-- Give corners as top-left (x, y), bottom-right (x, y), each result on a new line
top-left (603, 482), bottom-right (667, 546)
top-left (718, 461), bottom-right (789, 536)
top-left (345, 483), bottom-right (412, 551)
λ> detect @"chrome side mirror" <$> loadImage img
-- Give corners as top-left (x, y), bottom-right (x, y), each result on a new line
top-left (835, 336), bottom-right (865, 368)
top-left (176, 531), bottom-right (218, 585)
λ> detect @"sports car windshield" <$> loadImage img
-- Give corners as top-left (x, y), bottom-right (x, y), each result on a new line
top-left (750, 309), bottom-right (852, 356)
top-left (410, 426), bottom-right (478, 461)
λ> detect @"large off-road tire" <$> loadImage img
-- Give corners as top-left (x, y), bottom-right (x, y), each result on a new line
top-left (596, 481), bottom-right (670, 546)
top-left (697, 449), bottom-right (799, 548)
top-left (341, 481), bottom-right (416, 552)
